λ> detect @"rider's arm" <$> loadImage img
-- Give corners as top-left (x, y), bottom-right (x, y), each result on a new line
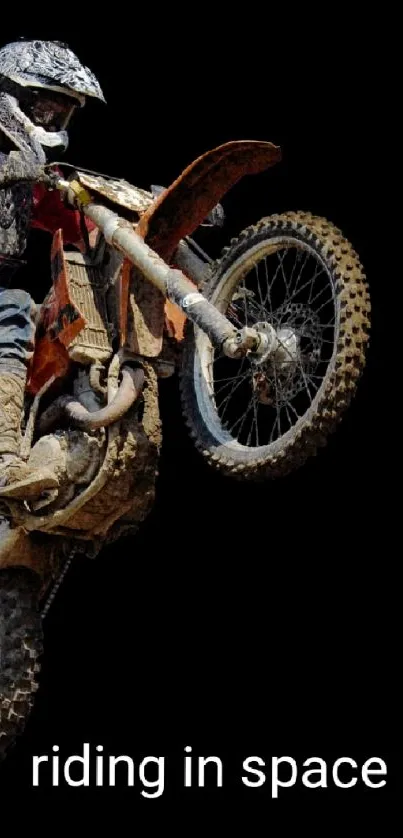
top-left (0, 148), bottom-right (97, 251)
top-left (0, 149), bottom-right (46, 187)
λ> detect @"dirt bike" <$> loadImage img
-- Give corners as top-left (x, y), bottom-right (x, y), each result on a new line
top-left (0, 139), bottom-right (371, 761)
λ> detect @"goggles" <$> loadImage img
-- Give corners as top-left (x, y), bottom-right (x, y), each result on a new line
top-left (24, 90), bottom-right (79, 132)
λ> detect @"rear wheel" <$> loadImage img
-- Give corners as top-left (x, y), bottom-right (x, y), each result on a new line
top-left (0, 567), bottom-right (43, 762)
top-left (180, 211), bottom-right (371, 479)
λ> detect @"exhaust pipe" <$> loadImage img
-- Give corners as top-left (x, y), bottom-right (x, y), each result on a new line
top-left (37, 366), bottom-right (144, 435)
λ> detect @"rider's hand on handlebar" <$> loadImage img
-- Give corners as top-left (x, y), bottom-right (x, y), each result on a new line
top-left (40, 167), bottom-right (63, 189)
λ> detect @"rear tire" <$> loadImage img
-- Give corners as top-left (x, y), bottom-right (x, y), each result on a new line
top-left (0, 567), bottom-right (43, 762)
top-left (179, 211), bottom-right (371, 480)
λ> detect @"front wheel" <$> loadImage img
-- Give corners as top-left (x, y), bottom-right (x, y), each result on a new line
top-left (179, 211), bottom-right (371, 480)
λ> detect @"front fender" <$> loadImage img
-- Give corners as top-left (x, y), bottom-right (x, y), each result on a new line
top-left (121, 140), bottom-right (281, 348)
top-left (136, 139), bottom-right (282, 262)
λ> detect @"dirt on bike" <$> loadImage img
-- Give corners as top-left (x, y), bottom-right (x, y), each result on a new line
top-left (0, 139), bottom-right (371, 760)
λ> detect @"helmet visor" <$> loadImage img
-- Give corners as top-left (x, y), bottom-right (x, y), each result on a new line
top-left (25, 90), bottom-right (78, 132)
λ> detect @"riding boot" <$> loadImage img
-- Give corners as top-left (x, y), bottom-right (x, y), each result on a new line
top-left (0, 367), bottom-right (59, 499)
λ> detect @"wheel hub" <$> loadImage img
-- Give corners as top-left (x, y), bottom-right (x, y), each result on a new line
top-left (251, 321), bottom-right (300, 405)
top-left (251, 321), bottom-right (299, 371)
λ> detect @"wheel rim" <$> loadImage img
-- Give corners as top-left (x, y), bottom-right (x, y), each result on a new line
top-left (194, 236), bottom-right (339, 454)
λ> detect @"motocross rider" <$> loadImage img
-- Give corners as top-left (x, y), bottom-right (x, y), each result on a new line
top-left (0, 38), bottom-right (105, 500)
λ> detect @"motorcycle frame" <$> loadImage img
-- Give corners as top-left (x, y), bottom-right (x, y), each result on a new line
top-left (0, 139), bottom-right (283, 547)
top-left (54, 139), bottom-right (282, 361)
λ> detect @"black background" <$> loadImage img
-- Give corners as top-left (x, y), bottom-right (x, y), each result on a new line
top-left (0, 13), bottom-right (399, 820)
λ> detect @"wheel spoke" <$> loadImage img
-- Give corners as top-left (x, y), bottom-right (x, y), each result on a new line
top-left (186, 218), bottom-right (368, 466)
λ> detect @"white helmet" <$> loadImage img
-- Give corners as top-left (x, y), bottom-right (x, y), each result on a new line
top-left (0, 39), bottom-right (105, 154)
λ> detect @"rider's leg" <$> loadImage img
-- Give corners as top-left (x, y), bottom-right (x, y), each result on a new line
top-left (0, 287), bottom-right (58, 498)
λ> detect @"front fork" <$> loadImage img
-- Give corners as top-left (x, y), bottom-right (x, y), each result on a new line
top-left (55, 178), bottom-right (269, 360)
